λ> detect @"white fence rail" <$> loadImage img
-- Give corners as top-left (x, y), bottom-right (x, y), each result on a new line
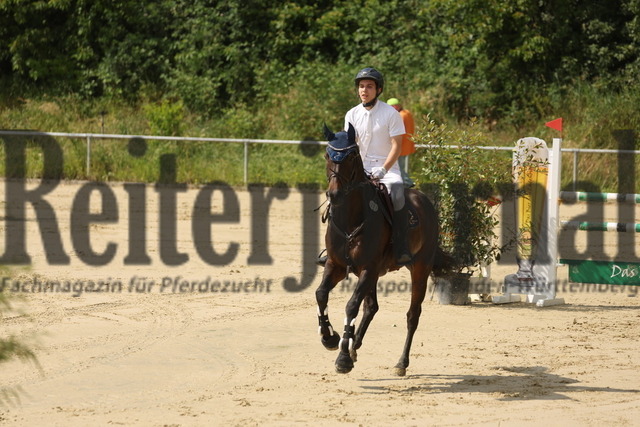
top-left (0, 130), bottom-right (638, 187)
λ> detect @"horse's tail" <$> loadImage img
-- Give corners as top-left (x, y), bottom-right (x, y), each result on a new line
top-left (431, 246), bottom-right (456, 277)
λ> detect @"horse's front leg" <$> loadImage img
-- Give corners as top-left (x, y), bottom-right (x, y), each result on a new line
top-left (335, 269), bottom-right (377, 374)
top-left (353, 284), bottom-right (379, 351)
top-left (315, 261), bottom-right (346, 351)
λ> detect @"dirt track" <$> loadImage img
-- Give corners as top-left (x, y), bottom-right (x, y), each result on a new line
top-left (1, 181), bottom-right (639, 426)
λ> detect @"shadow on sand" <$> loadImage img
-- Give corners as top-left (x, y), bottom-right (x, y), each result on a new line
top-left (359, 365), bottom-right (640, 401)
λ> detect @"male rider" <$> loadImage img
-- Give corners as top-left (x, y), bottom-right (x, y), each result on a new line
top-left (318, 68), bottom-right (411, 266)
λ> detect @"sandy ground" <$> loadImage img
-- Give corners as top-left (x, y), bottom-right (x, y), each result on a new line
top-left (1, 180), bottom-right (640, 426)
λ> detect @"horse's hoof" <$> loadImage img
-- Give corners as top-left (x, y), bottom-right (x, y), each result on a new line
top-left (335, 352), bottom-right (354, 374)
top-left (394, 366), bottom-right (407, 377)
top-left (321, 333), bottom-right (340, 351)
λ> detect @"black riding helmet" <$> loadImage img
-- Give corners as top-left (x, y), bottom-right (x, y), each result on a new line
top-left (354, 67), bottom-right (384, 94)
top-left (355, 67), bottom-right (384, 107)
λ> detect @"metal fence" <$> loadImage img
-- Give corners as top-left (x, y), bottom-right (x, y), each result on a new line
top-left (1, 130), bottom-right (638, 188)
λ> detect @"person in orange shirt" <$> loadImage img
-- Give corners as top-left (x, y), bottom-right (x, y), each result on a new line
top-left (387, 98), bottom-right (415, 188)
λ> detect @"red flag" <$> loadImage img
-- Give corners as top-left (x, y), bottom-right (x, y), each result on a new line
top-left (545, 117), bottom-right (563, 132)
top-left (486, 196), bottom-right (501, 207)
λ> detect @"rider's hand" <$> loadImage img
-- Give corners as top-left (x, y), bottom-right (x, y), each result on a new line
top-left (371, 166), bottom-right (387, 179)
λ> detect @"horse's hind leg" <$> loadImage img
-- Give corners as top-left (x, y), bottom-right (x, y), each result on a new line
top-left (315, 263), bottom-right (345, 350)
top-left (394, 262), bottom-right (431, 376)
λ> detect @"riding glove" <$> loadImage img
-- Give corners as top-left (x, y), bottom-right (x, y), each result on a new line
top-left (371, 166), bottom-right (387, 179)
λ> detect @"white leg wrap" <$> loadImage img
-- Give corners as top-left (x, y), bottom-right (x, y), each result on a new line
top-left (318, 306), bottom-right (334, 336)
top-left (339, 317), bottom-right (357, 351)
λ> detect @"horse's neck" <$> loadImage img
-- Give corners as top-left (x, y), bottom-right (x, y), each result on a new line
top-left (353, 159), bottom-right (367, 182)
top-left (331, 184), bottom-right (368, 227)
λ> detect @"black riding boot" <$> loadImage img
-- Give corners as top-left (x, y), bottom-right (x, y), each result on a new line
top-left (393, 206), bottom-right (412, 265)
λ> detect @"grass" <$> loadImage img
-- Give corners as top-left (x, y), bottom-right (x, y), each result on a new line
top-left (0, 84), bottom-right (639, 191)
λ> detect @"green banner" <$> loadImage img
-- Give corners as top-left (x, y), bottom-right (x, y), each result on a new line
top-left (559, 259), bottom-right (640, 285)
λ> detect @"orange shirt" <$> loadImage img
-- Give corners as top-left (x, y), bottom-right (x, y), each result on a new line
top-left (399, 109), bottom-right (415, 156)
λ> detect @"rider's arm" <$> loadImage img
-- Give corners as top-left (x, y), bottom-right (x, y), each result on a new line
top-left (383, 134), bottom-right (403, 172)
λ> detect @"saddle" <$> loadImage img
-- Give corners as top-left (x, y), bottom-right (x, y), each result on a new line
top-left (321, 179), bottom-right (419, 228)
top-left (321, 179), bottom-right (418, 228)
top-left (370, 180), bottom-right (394, 224)
top-left (370, 180), bottom-right (419, 228)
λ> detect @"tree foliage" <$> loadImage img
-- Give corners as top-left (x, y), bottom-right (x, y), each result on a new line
top-left (1, 0), bottom-right (639, 122)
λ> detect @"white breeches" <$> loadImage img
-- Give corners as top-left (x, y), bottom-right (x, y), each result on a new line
top-left (363, 157), bottom-right (404, 210)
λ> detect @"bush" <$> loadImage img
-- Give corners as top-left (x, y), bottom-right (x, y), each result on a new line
top-left (1, 288), bottom-right (39, 405)
top-left (415, 117), bottom-right (513, 273)
top-left (143, 99), bottom-right (186, 136)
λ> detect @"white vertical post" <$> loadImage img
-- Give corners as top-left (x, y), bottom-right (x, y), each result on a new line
top-left (546, 138), bottom-right (562, 288)
top-left (533, 137), bottom-right (564, 306)
top-left (86, 135), bottom-right (92, 177)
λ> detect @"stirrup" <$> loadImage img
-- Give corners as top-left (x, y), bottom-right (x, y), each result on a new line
top-left (317, 249), bottom-right (328, 266)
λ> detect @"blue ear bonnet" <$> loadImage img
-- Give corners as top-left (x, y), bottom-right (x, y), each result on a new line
top-left (327, 132), bottom-right (358, 163)
top-left (324, 123), bottom-right (358, 163)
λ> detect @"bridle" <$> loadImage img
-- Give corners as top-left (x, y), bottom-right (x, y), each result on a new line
top-left (326, 150), bottom-right (368, 204)
top-left (327, 165), bottom-right (359, 198)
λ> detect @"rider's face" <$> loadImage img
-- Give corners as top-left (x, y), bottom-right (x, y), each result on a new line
top-left (358, 79), bottom-right (379, 104)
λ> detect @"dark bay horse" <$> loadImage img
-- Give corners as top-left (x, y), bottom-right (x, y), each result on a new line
top-left (315, 124), bottom-right (452, 376)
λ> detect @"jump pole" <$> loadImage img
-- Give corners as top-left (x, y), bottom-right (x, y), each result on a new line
top-left (558, 192), bottom-right (640, 284)
top-left (494, 119), bottom-right (565, 307)
top-left (560, 191), bottom-right (640, 204)
top-left (561, 221), bottom-right (640, 232)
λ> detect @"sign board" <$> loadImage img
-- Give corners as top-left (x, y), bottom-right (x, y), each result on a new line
top-left (560, 259), bottom-right (640, 286)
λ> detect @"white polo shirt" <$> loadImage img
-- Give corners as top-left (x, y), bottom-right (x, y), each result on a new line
top-left (344, 100), bottom-right (405, 174)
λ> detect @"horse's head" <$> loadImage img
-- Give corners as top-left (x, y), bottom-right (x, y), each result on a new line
top-left (324, 123), bottom-right (366, 204)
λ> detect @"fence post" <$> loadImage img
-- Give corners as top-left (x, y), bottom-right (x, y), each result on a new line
top-left (572, 150), bottom-right (578, 191)
top-left (86, 135), bottom-right (92, 178)
top-left (244, 140), bottom-right (249, 186)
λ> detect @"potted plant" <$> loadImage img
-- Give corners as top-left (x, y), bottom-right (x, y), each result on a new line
top-left (414, 117), bottom-right (512, 304)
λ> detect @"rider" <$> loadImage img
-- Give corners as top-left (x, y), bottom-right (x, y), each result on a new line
top-left (319, 67), bottom-right (412, 266)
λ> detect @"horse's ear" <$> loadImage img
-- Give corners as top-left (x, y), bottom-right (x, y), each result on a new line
top-left (347, 122), bottom-right (356, 143)
top-left (323, 123), bottom-right (335, 141)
